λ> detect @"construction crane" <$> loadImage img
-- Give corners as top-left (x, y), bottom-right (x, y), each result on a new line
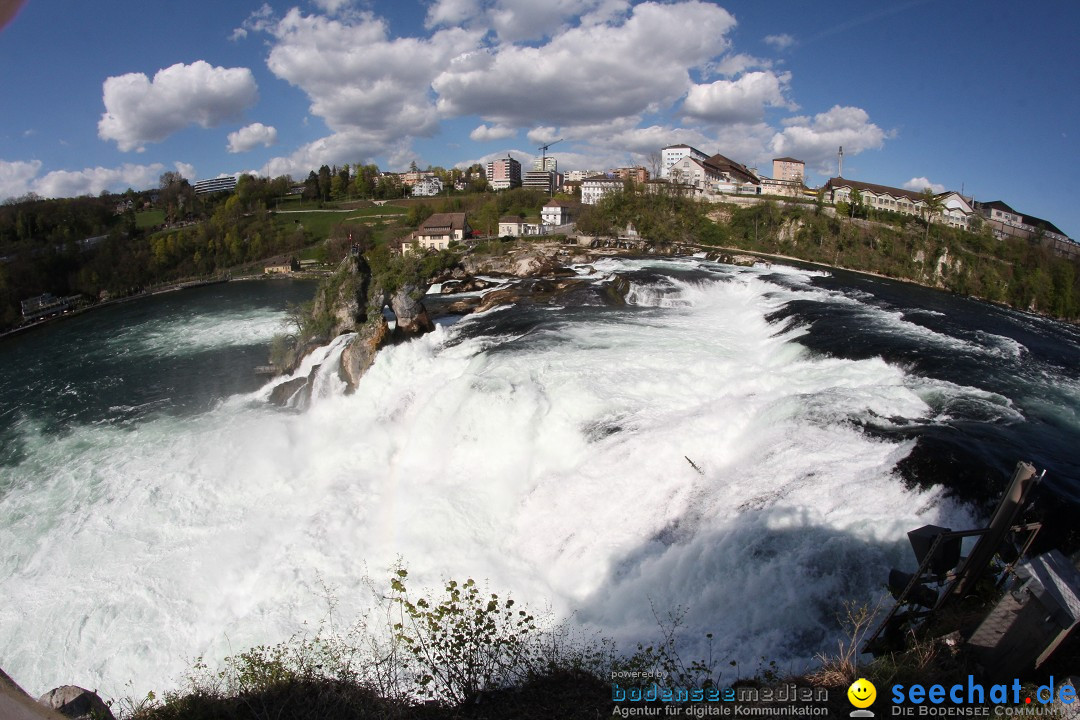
top-left (537, 139), bottom-right (564, 196)
top-left (538, 138), bottom-right (563, 173)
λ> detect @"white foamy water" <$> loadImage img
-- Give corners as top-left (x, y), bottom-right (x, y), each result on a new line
top-left (0, 261), bottom-right (982, 700)
top-left (105, 307), bottom-right (289, 358)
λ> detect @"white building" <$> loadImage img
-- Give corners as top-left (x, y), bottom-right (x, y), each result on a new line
top-left (660, 144), bottom-right (708, 179)
top-left (542, 200), bottom-right (574, 226)
top-left (581, 176), bottom-right (624, 205)
top-left (416, 213), bottom-right (470, 250)
top-left (411, 176), bottom-right (444, 197)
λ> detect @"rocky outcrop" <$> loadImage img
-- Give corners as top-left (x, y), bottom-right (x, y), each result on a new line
top-left (38, 687), bottom-right (114, 720)
top-left (0, 668), bottom-right (65, 720)
top-left (310, 254), bottom-right (371, 340)
top-left (268, 375), bottom-right (309, 407)
top-left (339, 318), bottom-right (390, 390)
top-left (389, 285), bottom-right (434, 336)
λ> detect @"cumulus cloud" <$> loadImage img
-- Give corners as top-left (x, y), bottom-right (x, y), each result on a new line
top-left (264, 9), bottom-right (479, 142)
top-left (227, 123), bottom-right (278, 153)
top-left (763, 33), bottom-right (795, 50)
top-left (433, 1), bottom-right (737, 127)
top-left (683, 71), bottom-right (795, 123)
top-left (903, 177), bottom-right (945, 194)
top-left (770, 105), bottom-right (888, 174)
top-left (425, 0), bottom-right (483, 29)
top-left (469, 123), bottom-right (517, 142)
top-left (264, 130), bottom-right (416, 177)
top-left (0, 159), bottom-right (42, 200)
top-left (33, 163), bottom-right (170, 198)
top-left (175, 162), bottom-right (197, 181)
top-left (527, 126), bottom-right (560, 145)
top-left (98, 61), bottom-right (258, 152)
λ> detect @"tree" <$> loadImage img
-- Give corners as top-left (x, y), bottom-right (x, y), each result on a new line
top-left (919, 187), bottom-right (944, 244)
top-left (317, 165), bottom-right (333, 202)
top-left (159, 171), bottom-right (184, 189)
top-left (647, 150), bottom-right (662, 180)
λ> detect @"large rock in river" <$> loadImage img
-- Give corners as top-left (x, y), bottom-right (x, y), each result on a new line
top-left (340, 318), bottom-right (390, 391)
top-left (390, 284), bottom-right (434, 336)
top-left (37, 687), bottom-right (114, 720)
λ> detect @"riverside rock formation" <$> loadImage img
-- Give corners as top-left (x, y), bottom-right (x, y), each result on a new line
top-left (37, 686), bottom-right (115, 720)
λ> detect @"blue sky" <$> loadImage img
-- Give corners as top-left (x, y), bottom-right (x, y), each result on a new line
top-left (1, 0), bottom-right (1078, 237)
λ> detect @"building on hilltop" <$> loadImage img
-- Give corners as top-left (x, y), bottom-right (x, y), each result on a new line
top-left (581, 175), bottom-right (625, 205)
top-left (193, 176), bottom-right (238, 195)
top-left (824, 178), bottom-right (986, 230)
top-left (665, 153), bottom-right (760, 195)
top-left (660, 144), bottom-right (708, 179)
top-left (486, 156), bottom-right (521, 190)
top-left (772, 157), bottom-right (805, 183)
top-left (974, 200), bottom-right (1075, 256)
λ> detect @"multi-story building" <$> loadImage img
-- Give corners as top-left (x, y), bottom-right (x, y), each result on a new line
top-left (193, 176), bottom-right (237, 195)
top-left (533, 157), bottom-right (558, 172)
top-left (581, 176), bottom-right (625, 205)
top-left (523, 170), bottom-right (558, 194)
top-left (772, 157), bottom-right (805, 183)
top-left (564, 170), bottom-right (601, 183)
top-left (486, 156), bottom-right (521, 190)
top-left (823, 178), bottom-right (975, 229)
top-left (612, 167), bottom-right (649, 184)
top-left (660, 144), bottom-right (709, 179)
top-left (665, 153), bottom-right (760, 195)
top-left (975, 200), bottom-right (1072, 246)
top-left (825, 178), bottom-right (931, 219)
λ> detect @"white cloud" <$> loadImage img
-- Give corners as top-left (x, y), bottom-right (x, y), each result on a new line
top-left (763, 33), bottom-right (795, 50)
top-left (469, 123), bottom-right (517, 142)
top-left (903, 177), bottom-right (945, 194)
top-left (0, 159), bottom-right (42, 200)
top-left (231, 3), bottom-right (275, 40)
top-left (683, 71), bottom-right (795, 123)
top-left (264, 130), bottom-right (415, 177)
top-left (98, 61), bottom-right (258, 152)
top-left (174, 162), bottom-right (197, 181)
top-left (770, 105), bottom-right (888, 175)
top-left (433, 1), bottom-right (737, 127)
top-left (312, 0), bottom-right (357, 15)
top-left (262, 9), bottom-right (480, 146)
top-left (425, 0), bottom-right (483, 29)
top-left (33, 163), bottom-right (167, 198)
top-left (527, 126), bottom-right (560, 145)
top-left (227, 123), bottom-right (279, 153)
top-left (708, 53), bottom-right (772, 77)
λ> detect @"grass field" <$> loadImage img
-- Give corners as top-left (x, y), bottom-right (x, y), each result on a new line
top-left (274, 208), bottom-right (408, 240)
top-left (134, 209), bottom-right (165, 229)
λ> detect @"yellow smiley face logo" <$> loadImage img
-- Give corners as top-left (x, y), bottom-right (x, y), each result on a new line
top-left (848, 678), bottom-right (876, 708)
